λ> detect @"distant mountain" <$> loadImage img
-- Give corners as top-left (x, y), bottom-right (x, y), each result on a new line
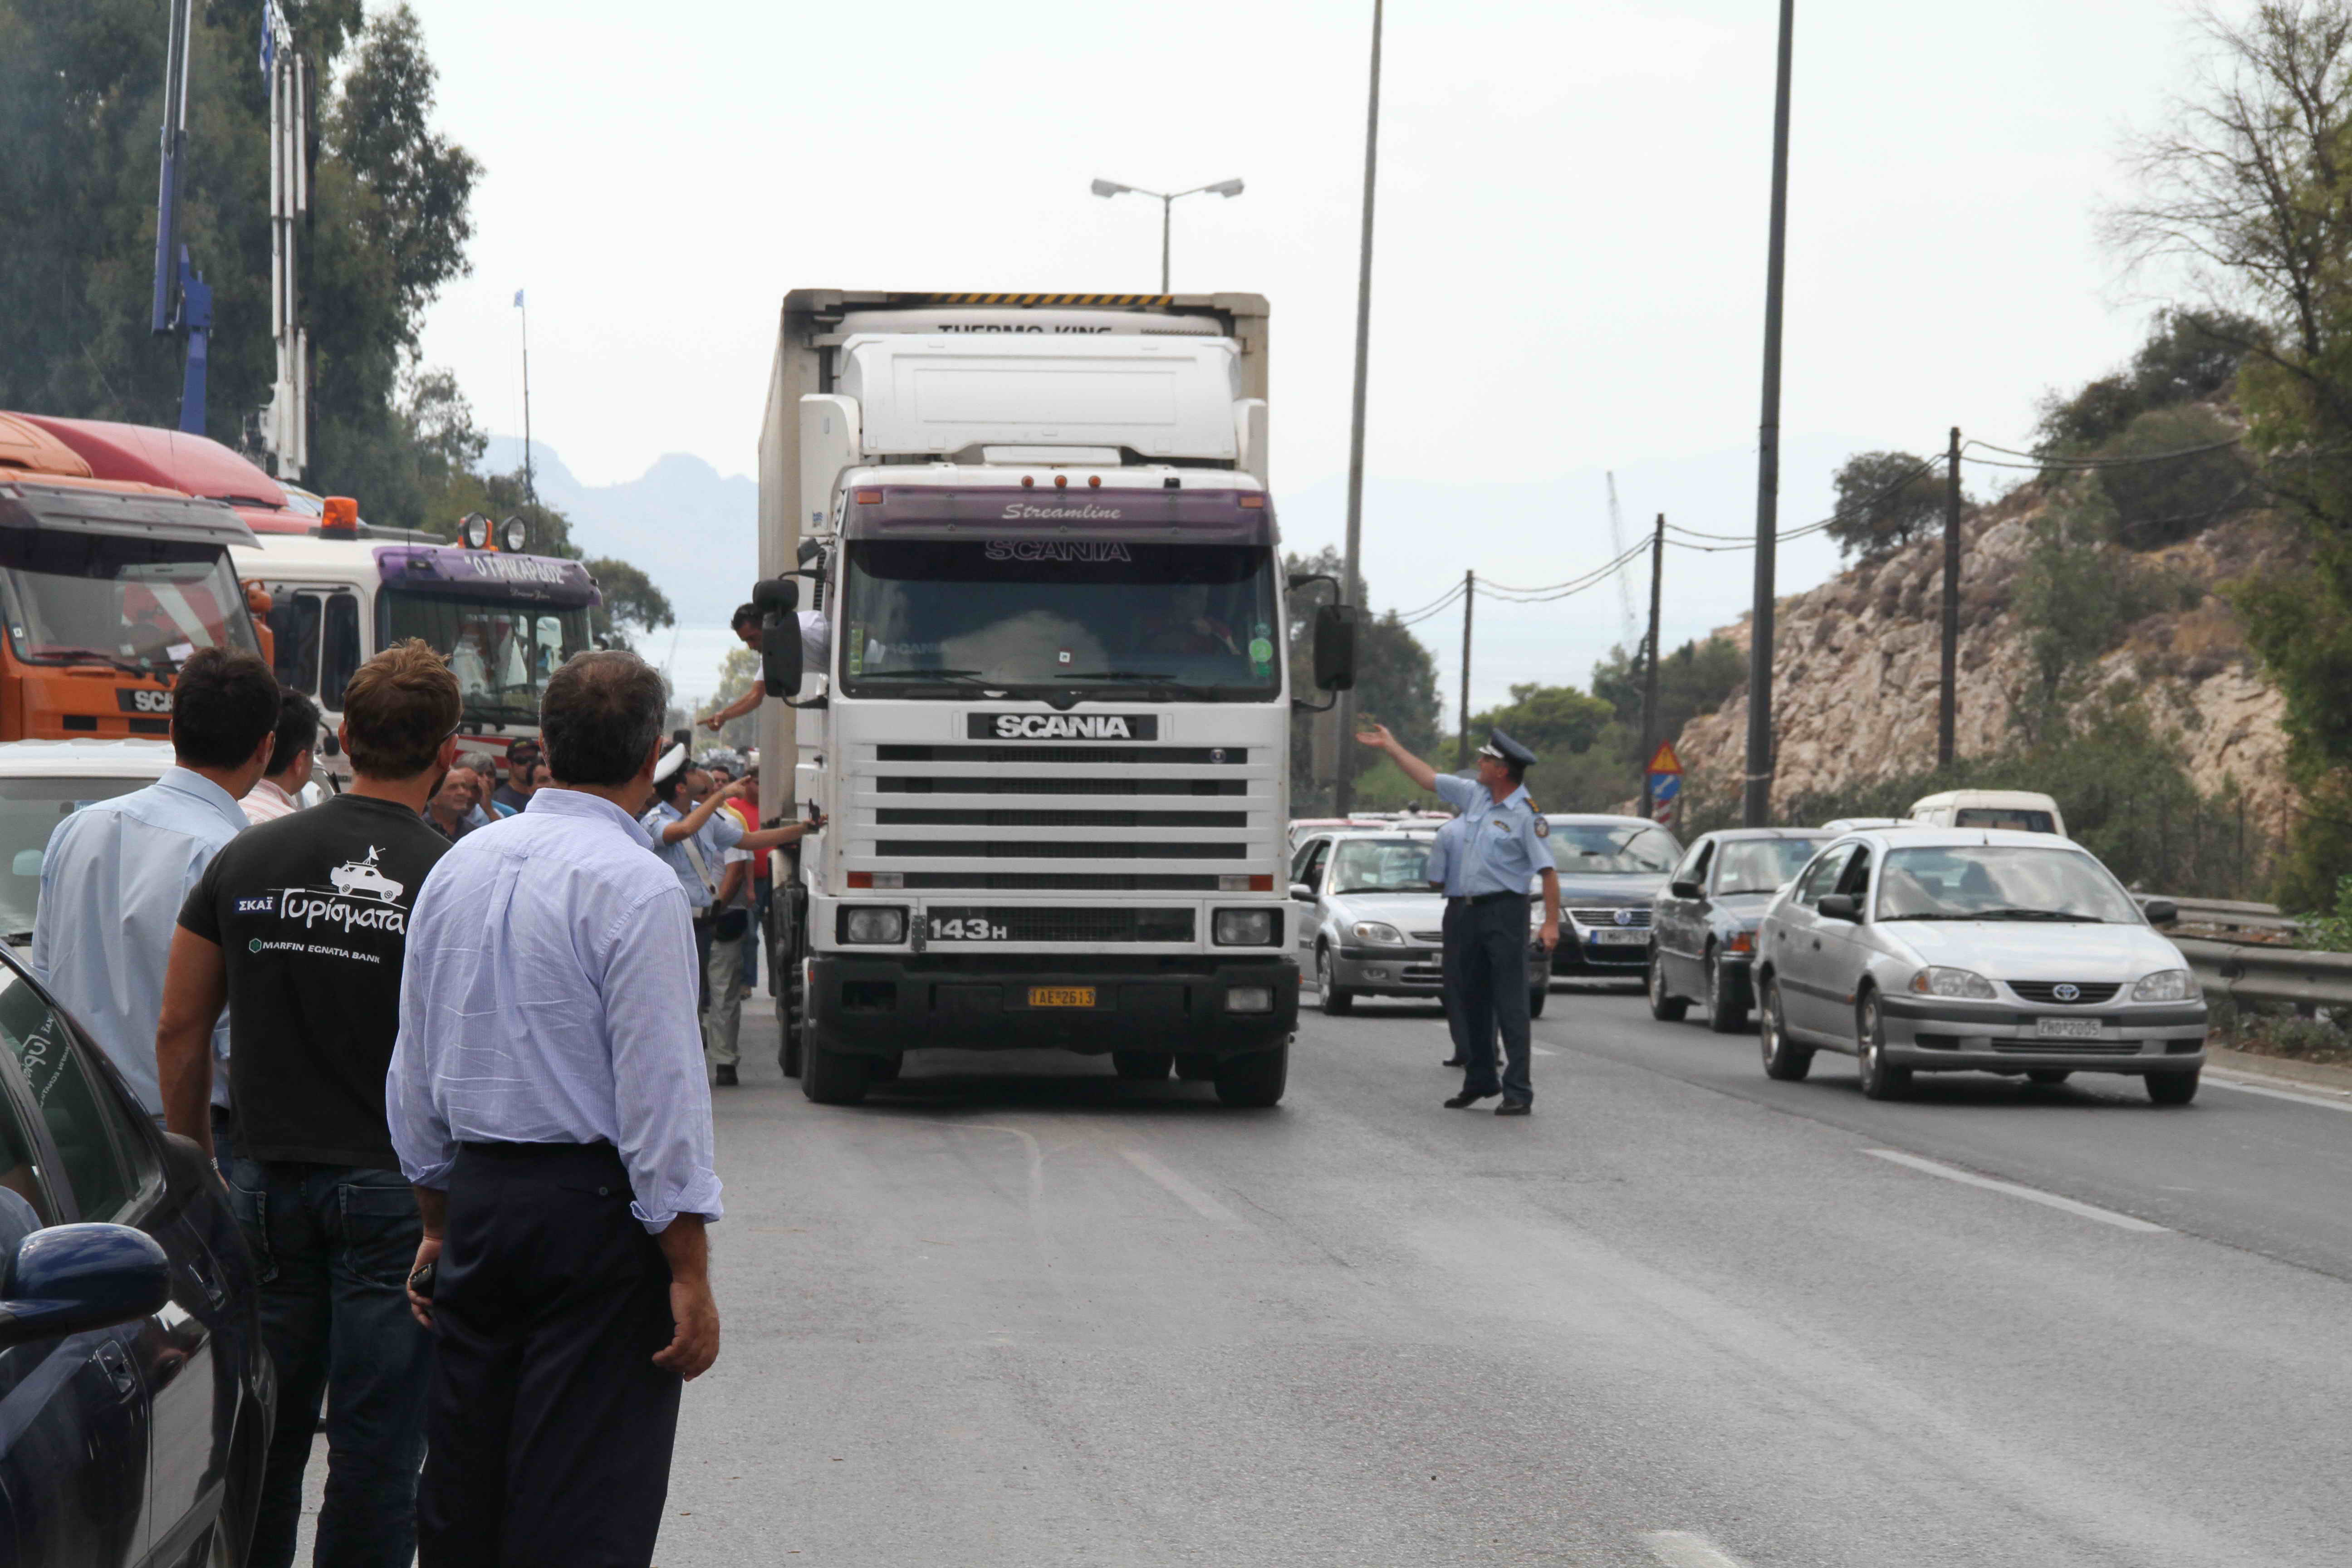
top-left (481, 437), bottom-right (756, 626)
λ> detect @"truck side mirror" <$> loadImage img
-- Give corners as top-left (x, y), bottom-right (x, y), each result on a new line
top-left (756, 578), bottom-right (801, 699)
top-left (1313, 605), bottom-right (1358, 692)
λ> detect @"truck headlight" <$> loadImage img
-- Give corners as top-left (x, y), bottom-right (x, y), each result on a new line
top-left (2132, 968), bottom-right (2197, 1002)
top-left (1348, 921), bottom-right (1405, 946)
top-left (838, 906), bottom-right (907, 945)
top-left (1909, 966), bottom-right (1995, 1000)
top-left (1225, 986), bottom-right (1274, 1013)
top-left (1215, 908), bottom-right (1279, 946)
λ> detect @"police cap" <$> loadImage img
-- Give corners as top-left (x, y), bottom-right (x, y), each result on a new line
top-left (1479, 728), bottom-right (1538, 769)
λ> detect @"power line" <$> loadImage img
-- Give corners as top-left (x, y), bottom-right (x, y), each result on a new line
top-left (1962, 436), bottom-right (2242, 470)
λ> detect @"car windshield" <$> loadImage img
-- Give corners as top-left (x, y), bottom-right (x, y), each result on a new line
top-left (1715, 837), bottom-right (1827, 895)
top-left (1548, 822), bottom-right (1678, 874)
top-left (1876, 846), bottom-right (2139, 923)
top-left (378, 590), bottom-right (593, 725)
top-left (1952, 806), bottom-right (2057, 833)
top-left (1329, 839), bottom-right (1435, 894)
top-left (0, 775), bottom-right (151, 938)
top-left (0, 531), bottom-right (258, 674)
top-left (840, 539), bottom-right (1280, 698)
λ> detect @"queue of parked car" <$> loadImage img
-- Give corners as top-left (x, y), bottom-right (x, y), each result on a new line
top-left (1295, 784), bottom-right (2211, 1104)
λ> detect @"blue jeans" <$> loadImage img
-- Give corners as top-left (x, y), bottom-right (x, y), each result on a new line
top-left (227, 1160), bottom-right (432, 1568)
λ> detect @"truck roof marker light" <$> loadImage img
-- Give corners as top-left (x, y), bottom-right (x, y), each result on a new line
top-left (321, 496), bottom-right (359, 534)
top-left (1238, 495), bottom-right (1265, 509)
top-left (847, 871), bottom-right (874, 889)
top-left (854, 489), bottom-right (882, 505)
top-left (1054, 474), bottom-right (1068, 489)
top-left (1088, 475), bottom-right (1102, 488)
top-left (1020, 475), bottom-right (1035, 488)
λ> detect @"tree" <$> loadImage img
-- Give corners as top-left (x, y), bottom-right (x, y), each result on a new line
top-left (1282, 545), bottom-right (1443, 811)
top-left (2104, 0), bottom-right (2352, 902)
top-left (1589, 635), bottom-right (1744, 762)
top-left (584, 557), bottom-right (676, 650)
top-left (1825, 451), bottom-right (1950, 560)
top-left (1468, 683), bottom-right (1614, 762)
top-left (695, 645), bottom-right (759, 751)
top-left (2033, 307), bottom-right (2264, 455)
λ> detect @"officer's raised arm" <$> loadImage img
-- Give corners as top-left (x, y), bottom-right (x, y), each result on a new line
top-left (1354, 722), bottom-right (1440, 793)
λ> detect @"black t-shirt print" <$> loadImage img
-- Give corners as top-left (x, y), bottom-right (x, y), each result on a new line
top-left (180, 793), bottom-right (450, 1169)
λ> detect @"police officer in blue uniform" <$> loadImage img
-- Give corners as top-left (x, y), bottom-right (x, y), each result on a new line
top-left (1358, 723), bottom-right (1560, 1113)
top-left (1425, 810), bottom-right (1477, 1068)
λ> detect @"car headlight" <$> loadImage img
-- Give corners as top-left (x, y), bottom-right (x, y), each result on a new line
top-left (1214, 908), bottom-right (1279, 946)
top-left (2132, 968), bottom-right (2197, 1003)
top-left (839, 906), bottom-right (907, 944)
top-left (1909, 965), bottom-right (1996, 1000)
top-left (1350, 921), bottom-right (1406, 945)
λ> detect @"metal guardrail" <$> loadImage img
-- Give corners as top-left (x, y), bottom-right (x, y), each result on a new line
top-left (2173, 937), bottom-right (2352, 1013)
top-left (2155, 897), bottom-right (2303, 936)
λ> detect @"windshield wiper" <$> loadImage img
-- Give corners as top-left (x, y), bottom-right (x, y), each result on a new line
top-left (855, 669), bottom-right (1007, 691)
top-left (1056, 671), bottom-right (1237, 699)
top-left (1969, 906), bottom-right (2101, 922)
top-left (37, 648), bottom-right (159, 679)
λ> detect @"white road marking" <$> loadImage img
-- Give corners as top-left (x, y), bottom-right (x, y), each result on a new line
top-left (1862, 1149), bottom-right (2168, 1233)
top-left (1121, 1148), bottom-right (1247, 1230)
top-left (2205, 1072), bottom-right (2352, 1114)
top-left (1640, 1530), bottom-right (1750, 1568)
top-left (1532, 1045), bottom-right (1558, 1056)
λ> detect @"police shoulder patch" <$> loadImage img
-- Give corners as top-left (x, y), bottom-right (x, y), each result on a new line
top-left (1533, 816), bottom-right (1550, 838)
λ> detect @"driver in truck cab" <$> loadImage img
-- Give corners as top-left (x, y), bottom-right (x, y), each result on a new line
top-left (701, 600), bottom-right (833, 732)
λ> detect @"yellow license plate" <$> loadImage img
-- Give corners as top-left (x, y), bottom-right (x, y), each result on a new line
top-left (1029, 986), bottom-right (1097, 1008)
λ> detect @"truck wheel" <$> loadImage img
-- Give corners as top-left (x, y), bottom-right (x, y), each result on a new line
top-left (1646, 949), bottom-right (1689, 1022)
top-left (1213, 1042), bottom-right (1289, 1107)
top-left (1174, 1054), bottom-right (1216, 1081)
top-left (779, 1017), bottom-right (804, 1080)
top-left (801, 1033), bottom-right (868, 1105)
top-left (1528, 986), bottom-right (1548, 1019)
top-left (2146, 1068), bottom-right (2200, 1106)
top-left (1705, 949), bottom-right (1749, 1034)
top-left (1317, 946), bottom-right (1355, 1015)
top-left (1113, 1050), bottom-right (1174, 1080)
top-left (1759, 978), bottom-right (1813, 1081)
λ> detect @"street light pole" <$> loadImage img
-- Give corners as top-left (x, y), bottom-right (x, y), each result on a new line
top-left (1744, 0), bottom-right (1796, 828)
top-left (1089, 176), bottom-right (1245, 294)
top-left (1334, 0), bottom-right (1384, 816)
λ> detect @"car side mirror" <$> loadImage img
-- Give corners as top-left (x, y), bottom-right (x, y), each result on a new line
top-left (2143, 898), bottom-right (2178, 925)
top-left (1289, 882), bottom-right (1315, 902)
top-left (1669, 880), bottom-right (1702, 900)
top-left (755, 577), bottom-right (802, 698)
top-left (1817, 892), bottom-right (1860, 922)
top-left (0, 1224), bottom-right (171, 1350)
top-left (1313, 604), bottom-right (1358, 692)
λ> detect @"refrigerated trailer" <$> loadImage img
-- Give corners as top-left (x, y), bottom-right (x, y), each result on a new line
top-left (752, 290), bottom-right (1353, 1106)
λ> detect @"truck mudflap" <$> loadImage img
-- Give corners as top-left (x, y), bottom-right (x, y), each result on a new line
top-left (805, 953), bottom-right (1297, 1057)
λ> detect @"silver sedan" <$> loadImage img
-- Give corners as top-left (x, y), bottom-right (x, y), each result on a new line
top-left (1290, 831), bottom-right (1550, 1016)
top-left (1753, 828), bottom-right (2208, 1103)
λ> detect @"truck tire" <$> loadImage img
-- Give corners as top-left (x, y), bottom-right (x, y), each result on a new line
top-left (801, 1033), bottom-right (868, 1106)
top-left (1113, 1050), bottom-right (1173, 1080)
top-left (1213, 1041), bottom-right (1289, 1107)
top-left (1174, 1054), bottom-right (1216, 1081)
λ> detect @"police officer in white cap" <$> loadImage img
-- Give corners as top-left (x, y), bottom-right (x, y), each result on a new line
top-left (1357, 722), bottom-right (1560, 1113)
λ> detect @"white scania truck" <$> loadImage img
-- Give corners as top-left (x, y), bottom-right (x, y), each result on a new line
top-left (752, 290), bottom-right (1355, 1107)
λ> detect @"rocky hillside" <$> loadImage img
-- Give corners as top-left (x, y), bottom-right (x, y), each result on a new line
top-left (1670, 479), bottom-right (2296, 834)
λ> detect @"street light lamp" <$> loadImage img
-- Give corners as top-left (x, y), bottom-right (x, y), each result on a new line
top-left (1090, 176), bottom-right (1245, 294)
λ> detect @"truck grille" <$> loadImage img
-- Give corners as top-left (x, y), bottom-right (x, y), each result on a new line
top-left (879, 776), bottom-right (1246, 796)
top-left (878, 808), bottom-right (1246, 829)
top-left (879, 745), bottom-right (1247, 766)
top-left (2008, 982), bottom-right (2122, 1005)
top-left (901, 872), bottom-right (1224, 891)
top-left (925, 906), bottom-right (1194, 943)
top-left (880, 840), bottom-right (1245, 860)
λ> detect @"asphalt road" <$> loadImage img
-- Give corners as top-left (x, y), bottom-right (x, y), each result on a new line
top-left (294, 985), bottom-right (2352, 1564)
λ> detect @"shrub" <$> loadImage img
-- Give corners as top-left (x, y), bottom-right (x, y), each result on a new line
top-left (2034, 308), bottom-right (2264, 456)
top-left (1825, 451), bottom-right (1952, 560)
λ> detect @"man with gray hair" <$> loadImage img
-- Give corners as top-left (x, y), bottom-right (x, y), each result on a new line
top-left (389, 649), bottom-right (723, 1567)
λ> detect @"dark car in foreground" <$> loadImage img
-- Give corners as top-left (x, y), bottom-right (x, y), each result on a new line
top-left (0, 942), bottom-right (271, 1564)
top-left (1540, 815), bottom-right (1681, 980)
top-left (1648, 828), bottom-right (1829, 1032)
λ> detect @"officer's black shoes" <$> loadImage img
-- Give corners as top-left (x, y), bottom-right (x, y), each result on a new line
top-left (1444, 1089), bottom-right (1499, 1109)
top-left (1494, 1098), bottom-right (1532, 1116)
top-left (714, 1065), bottom-right (739, 1087)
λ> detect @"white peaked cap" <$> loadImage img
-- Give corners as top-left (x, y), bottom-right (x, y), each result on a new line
top-left (653, 742), bottom-right (689, 784)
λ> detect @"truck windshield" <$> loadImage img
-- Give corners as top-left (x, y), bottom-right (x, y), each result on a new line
top-left (839, 540), bottom-right (1280, 698)
top-left (377, 590), bottom-right (593, 724)
top-left (0, 532), bottom-right (258, 674)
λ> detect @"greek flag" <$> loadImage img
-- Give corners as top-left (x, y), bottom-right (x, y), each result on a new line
top-left (514, 289), bottom-right (525, 308)
top-left (259, 1), bottom-right (276, 77)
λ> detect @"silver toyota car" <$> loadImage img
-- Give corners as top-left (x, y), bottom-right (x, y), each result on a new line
top-left (1753, 828), bottom-right (2208, 1103)
top-left (1289, 829), bottom-right (1551, 1016)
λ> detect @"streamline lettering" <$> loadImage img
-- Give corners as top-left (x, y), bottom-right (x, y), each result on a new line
top-left (984, 537), bottom-right (1131, 560)
top-left (994, 714), bottom-right (1134, 740)
top-left (996, 504), bottom-right (1126, 524)
top-left (276, 889), bottom-right (410, 936)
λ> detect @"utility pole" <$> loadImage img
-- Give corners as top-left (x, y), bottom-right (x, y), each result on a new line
top-left (1456, 570), bottom-right (1474, 773)
top-left (263, 5), bottom-right (309, 479)
top-left (1937, 425), bottom-right (1961, 767)
top-left (1640, 513), bottom-right (1666, 818)
top-left (151, 0), bottom-right (210, 436)
top-left (1334, 0), bottom-right (1384, 816)
top-left (516, 290), bottom-right (537, 505)
top-left (1743, 0), bottom-right (1796, 828)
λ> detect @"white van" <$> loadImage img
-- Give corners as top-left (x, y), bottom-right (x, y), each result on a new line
top-left (1907, 789), bottom-right (2067, 837)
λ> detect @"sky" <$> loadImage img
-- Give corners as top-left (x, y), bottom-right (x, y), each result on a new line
top-left (399, 0), bottom-right (2209, 710)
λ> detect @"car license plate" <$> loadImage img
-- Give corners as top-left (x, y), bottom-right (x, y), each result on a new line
top-left (1589, 929), bottom-right (1646, 946)
top-left (2034, 1017), bottom-right (2103, 1040)
top-left (1029, 986), bottom-right (1096, 1008)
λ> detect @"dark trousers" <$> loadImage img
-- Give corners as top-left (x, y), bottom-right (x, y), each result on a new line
top-left (1457, 894), bottom-right (1534, 1103)
top-left (1439, 897), bottom-right (1476, 1063)
top-left (419, 1142), bottom-right (681, 1568)
top-left (227, 1160), bottom-right (432, 1568)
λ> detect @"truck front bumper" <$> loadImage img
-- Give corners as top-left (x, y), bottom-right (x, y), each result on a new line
top-left (806, 953), bottom-right (1298, 1057)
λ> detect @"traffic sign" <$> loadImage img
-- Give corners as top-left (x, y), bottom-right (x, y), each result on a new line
top-left (1647, 740), bottom-right (1683, 777)
top-left (1646, 740), bottom-right (1684, 826)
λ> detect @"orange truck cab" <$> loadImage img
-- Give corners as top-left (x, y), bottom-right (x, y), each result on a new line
top-left (0, 414), bottom-right (266, 739)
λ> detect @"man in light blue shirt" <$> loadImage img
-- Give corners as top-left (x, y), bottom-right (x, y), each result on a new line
top-left (388, 650), bottom-right (723, 1567)
top-left (32, 647), bottom-right (279, 1149)
top-left (1359, 722), bottom-right (1561, 1113)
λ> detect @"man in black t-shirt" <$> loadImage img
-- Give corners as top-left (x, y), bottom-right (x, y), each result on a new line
top-left (156, 639), bottom-right (465, 1568)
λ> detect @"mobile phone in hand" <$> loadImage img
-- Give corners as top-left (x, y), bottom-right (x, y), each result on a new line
top-left (408, 1261), bottom-right (437, 1301)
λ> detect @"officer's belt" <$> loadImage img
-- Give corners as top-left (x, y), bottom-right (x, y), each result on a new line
top-left (1463, 891), bottom-right (1527, 906)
